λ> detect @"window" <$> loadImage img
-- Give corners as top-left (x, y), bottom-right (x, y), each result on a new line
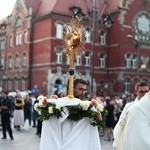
top-left (0, 56), bottom-right (4, 68)
top-left (125, 53), bottom-right (132, 68)
top-left (66, 54), bottom-right (69, 65)
top-left (99, 53), bottom-right (106, 68)
top-left (85, 28), bottom-right (91, 43)
top-left (15, 54), bottom-right (19, 67)
top-left (24, 31), bottom-right (28, 43)
top-left (21, 79), bottom-right (26, 91)
top-left (85, 52), bottom-right (90, 66)
top-left (8, 56), bottom-right (13, 68)
top-left (124, 78), bottom-right (131, 94)
top-left (76, 55), bottom-right (81, 66)
top-left (56, 23), bottom-right (63, 39)
top-left (100, 31), bottom-right (106, 46)
top-left (8, 80), bottom-right (12, 91)
top-left (56, 47), bottom-right (63, 64)
top-left (132, 54), bottom-right (137, 69)
top-left (0, 80), bottom-right (2, 88)
top-left (15, 17), bottom-right (22, 28)
top-left (0, 39), bottom-right (6, 50)
top-left (10, 36), bottom-right (13, 47)
top-left (16, 33), bottom-right (22, 45)
top-left (16, 35), bottom-right (19, 45)
top-left (22, 53), bottom-right (27, 66)
top-left (141, 55), bottom-right (149, 68)
top-left (14, 80), bottom-right (19, 90)
top-left (19, 34), bottom-right (22, 45)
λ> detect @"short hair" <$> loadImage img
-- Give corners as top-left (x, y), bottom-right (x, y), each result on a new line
top-left (74, 78), bottom-right (87, 88)
top-left (3, 91), bottom-right (8, 95)
top-left (135, 81), bottom-right (149, 91)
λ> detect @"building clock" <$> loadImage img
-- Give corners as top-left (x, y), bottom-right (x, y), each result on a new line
top-left (137, 14), bottom-right (150, 34)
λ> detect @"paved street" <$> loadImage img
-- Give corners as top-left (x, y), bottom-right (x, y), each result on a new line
top-left (0, 122), bottom-right (116, 150)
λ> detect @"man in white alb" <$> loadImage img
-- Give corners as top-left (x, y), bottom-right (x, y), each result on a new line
top-left (121, 92), bottom-right (150, 149)
top-left (113, 81), bottom-right (149, 150)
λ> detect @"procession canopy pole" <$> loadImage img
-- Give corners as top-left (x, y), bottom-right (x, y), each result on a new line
top-left (64, 17), bottom-right (84, 99)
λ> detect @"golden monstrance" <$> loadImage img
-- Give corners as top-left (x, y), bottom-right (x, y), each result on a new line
top-left (64, 17), bottom-right (84, 99)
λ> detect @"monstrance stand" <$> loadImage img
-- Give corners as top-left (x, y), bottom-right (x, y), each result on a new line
top-left (64, 17), bottom-right (84, 99)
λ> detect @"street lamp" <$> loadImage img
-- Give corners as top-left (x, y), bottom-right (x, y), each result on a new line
top-left (89, 1), bottom-right (113, 93)
top-left (70, 6), bottom-right (85, 21)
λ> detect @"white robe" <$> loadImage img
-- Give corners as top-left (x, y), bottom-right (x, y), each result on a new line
top-left (113, 98), bottom-right (139, 149)
top-left (114, 93), bottom-right (150, 150)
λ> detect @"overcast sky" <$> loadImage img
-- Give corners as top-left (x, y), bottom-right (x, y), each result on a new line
top-left (0, 0), bottom-right (17, 19)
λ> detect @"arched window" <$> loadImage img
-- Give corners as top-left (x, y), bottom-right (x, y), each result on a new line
top-left (100, 31), bottom-right (106, 46)
top-left (1, 56), bottom-right (4, 68)
top-left (22, 53), bottom-right (27, 66)
top-left (76, 55), bottom-right (81, 66)
top-left (14, 80), bottom-right (19, 90)
top-left (10, 36), bottom-right (13, 47)
top-left (85, 28), bottom-right (91, 43)
top-left (24, 31), bottom-right (28, 43)
top-left (132, 54), bottom-right (137, 69)
top-left (85, 51), bottom-right (91, 66)
top-left (8, 56), bottom-right (13, 68)
top-left (56, 23), bottom-right (63, 39)
top-left (7, 80), bottom-right (12, 91)
top-left (21, 79), bottom-right (26, 91)
top-left (0, 38), bottom-right (6, 50)
top-left (125, 53), bottom-right (132, 68)
top-left (124, 78), bottom-right (131, 94)
top-left (15, 33), bottom-right (22, 45)
top-left (141, 55), bottom-right (149, 69)
top-left (15, 17), bottom-right (22, 28)
top-left (15, 54), bottom-right (19, 67)
top-left (55, 47), bottom-right (63, 64)
top-left (99, 53), bottom-right (106, 68)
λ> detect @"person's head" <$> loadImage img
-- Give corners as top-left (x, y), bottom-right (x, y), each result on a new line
top-left (135, 81), bottom-right (149, 100)
top-left (73, 78), bottom-right (87, 99)
top-left (2, 91), bottom-right (8, 99)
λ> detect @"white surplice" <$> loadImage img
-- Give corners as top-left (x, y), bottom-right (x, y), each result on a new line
top-left (113, 98), bottom-right (139, 149)
top-left (40, 99), bottom-right (101, 150)
top-left (114, 92), bottom-right (150, 150)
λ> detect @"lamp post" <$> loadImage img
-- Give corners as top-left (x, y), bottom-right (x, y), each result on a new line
top-left (134, 36), bottom-right (140, 80)
top-left (90, 0), bottom-right (97, 94)
top-left (89, 1), bottom-right (113, 93)
top-left (127, 34), bottom-right (140, 80)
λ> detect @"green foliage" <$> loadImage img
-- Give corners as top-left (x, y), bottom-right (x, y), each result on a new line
top-left (36, 101), bottom-right (108, 129)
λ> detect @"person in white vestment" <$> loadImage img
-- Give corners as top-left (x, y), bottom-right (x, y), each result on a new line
top-left (113, 81), bottom-right (149, 149)
top-left (121, 92), bottom-right (150, 150)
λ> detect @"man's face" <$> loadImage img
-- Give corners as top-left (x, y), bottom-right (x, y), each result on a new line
top-left (74, 83), bottom-right (87, 99)
top-left (137, 86), bottom-right (149, 99)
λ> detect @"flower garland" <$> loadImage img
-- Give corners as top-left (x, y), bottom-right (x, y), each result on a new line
top-left (34, 95), bottom-right (107, 129)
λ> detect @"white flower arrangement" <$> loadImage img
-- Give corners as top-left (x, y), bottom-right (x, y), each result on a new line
top-left (34, 95), bottom-right (107, 128)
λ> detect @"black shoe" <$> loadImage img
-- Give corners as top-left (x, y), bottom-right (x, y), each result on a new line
top-left (1, 137), bottom-right (6, 139)
top-left (10, 137), bottom-right (14, 140)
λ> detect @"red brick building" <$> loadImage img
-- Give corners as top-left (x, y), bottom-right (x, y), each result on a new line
top-left (0, 0), bottom-right (150, 97)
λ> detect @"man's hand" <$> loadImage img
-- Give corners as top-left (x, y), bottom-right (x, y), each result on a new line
top-left (1, 105), bottom-right (8, 109)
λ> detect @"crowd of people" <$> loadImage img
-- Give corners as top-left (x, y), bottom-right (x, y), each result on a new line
top-left (0, 90), bottom-right (40, 140)
top-left (0, 79), bottom-right (149, 150)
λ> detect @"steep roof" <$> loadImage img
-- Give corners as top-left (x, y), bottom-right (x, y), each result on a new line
top-left (0, 0), bottom-right (119, 21)
top-left (25, 0), bottom-right (118, 18)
